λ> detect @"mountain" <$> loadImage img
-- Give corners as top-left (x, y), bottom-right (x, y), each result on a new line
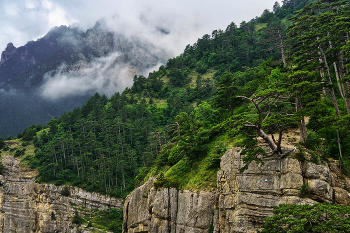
top-left (0, 20), bottom-right (168, 138)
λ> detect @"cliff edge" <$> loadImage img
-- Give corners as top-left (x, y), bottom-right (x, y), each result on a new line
top-left (0, 155), bottom-right (123, 233)
top-left (123, 147), bottom-right (350, 233)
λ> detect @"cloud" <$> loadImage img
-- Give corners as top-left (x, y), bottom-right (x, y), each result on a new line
top-left (0, 0), bottom-right (76, 51)
top-left (58, 0), bottom-right (281, 56)
top-left (0, 0), bottom-right (281, 54)
top-left (40, 52), bottom-right (136, 100)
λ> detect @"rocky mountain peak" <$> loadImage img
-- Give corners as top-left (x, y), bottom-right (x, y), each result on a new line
top-left (0, 42), bottom-right (17, 65)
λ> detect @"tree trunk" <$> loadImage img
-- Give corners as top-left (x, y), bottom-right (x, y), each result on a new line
top-left (256, 128), bottom-right (278, 153)
top-left (337, 129), bottom-right (343, 174)
top-left (320, 46), bottom-right (341, 117)
top-left (337, 51), bottom-right (350, 114)
top-left (295, 92), bottom-right (307, 144)
top-left (333, 62), bottom-right (345, 98)
top-left (278, 30), bottom-right (287, 67)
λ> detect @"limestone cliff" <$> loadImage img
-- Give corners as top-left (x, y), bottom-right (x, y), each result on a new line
top-left (0, 156), bottom-right (123, 233)
top-left (123, 148), bottom-right (350, 233)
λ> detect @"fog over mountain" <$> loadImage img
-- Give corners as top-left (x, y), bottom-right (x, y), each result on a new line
top-left (0, 20), bottom-right (167, 138)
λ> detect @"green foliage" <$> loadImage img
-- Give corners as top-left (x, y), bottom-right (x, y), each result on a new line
top-left (238, 137), bottom-right (266, 172)
top-left (299, 183), bottom-right (309, 198)
top-left (108, 208), bottom-right (124, 233)
top-left (22, 125), bottom-right (37, 141)
top-left (167, 146), bottom-right (184, 166)
top-left (262, 203), bottom-right (350, 233)
top-left (71, 210), bottom-right (84, 225)
top-left (60, 186), bottom-right (71, 197)
top-left (14, 148), bottom-right (25, 158)
top-left (153, 172), bottom-right (167, 190)
top-left (303, 130), bottom-right (321, 150)
top-left (213, 72), bottom-right (238, 116)
top-left (135, 167), bottom-right (150, 183)
top-left (207, 142), bottom-right (227, 169)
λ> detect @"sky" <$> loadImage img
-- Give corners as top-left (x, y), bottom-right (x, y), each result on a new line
top-left (0, 0), bottom-right (281, 55)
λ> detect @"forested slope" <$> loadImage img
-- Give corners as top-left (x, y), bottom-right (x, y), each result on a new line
top-left (6, 0), bottom-right (344, 200)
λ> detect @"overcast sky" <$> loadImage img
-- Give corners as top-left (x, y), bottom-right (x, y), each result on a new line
top-left (0, 0), bottom-right (281, 55)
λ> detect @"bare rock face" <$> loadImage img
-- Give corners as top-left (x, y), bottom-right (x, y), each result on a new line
top-left (123, 147), bottom-right (350, 233)
top-left (217, 148), bottom-right (316, 233)
top-left (123, 179), bottom-right (215, 233)
top-left (0, 156), bottom-right (123, 233)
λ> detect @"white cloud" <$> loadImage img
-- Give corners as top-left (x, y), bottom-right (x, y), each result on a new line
top-left (0, 0), bottom-right (76, 51)
top-left (0, 0), bottom-right (281, 53)
top-left (4, 3), bottom-right (20, 16)
top-left (40, 52), bottom-right (135, 100)
top-left (25, 0), bottom-right (36, 9)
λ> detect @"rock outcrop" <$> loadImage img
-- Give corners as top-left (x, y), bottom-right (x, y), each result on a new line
top-left (0, 43), bottom-right (17, 65)
top-left (123, 178), bottom-right (215, 233)
top-left (123, 147), bottom-right (350, 233)
top-left (0, 156), bottom-right (123, 233)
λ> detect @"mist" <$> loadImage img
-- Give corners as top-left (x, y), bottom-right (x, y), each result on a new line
top-left (40, 51), bottom-right (162, 100)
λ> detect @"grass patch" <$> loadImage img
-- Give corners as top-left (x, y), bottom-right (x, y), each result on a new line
top-left (151, 137), bottom-right (231, 191)
top-left (255, 23), bottom-right (268, 32)
top-left (82, 208), bottom-right (123, 233)
top-left (154, 99), bottom-right (167, 108)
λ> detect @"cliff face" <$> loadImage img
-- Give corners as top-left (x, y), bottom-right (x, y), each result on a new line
top-left (123, 148), bottom-right (350, 233)
top-left (0, 156), bottom-right (123, 233)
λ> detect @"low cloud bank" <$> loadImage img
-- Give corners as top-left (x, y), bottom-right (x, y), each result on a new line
top-left (40, 52), bottom-right (161, 100)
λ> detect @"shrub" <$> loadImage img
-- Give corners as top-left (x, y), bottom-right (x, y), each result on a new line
top-left (299, 183), bottom-right (309, 198)
top-left (207, 154), bottom-right (222, 169)
top-left (71, 210), bottom-right (84, 225)
top-left (167, 146), bottom-right (183, 166)
top-left (60, 186), bottom-right (71, 197)
top-left (207, 142), bottom-right (227, 169)
top-left (153, 172), bottom-right (167, 190)
top-left (51, 212), bottom-right (56, 220)
top-left (14, 149), bottom-right (25, 158)
top-left (262, 203), bottom-right (350, 233)
top-left (304, 130), bottom-right (321, 150)
top-left (135, 167), bottom-right (150, 183)
top-left (108, 208), bottom-right (124, 233)
top-left (295, 145), bottom-right (306, 162)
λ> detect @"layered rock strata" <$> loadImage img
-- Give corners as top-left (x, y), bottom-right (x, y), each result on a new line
top-left (123, 147), bottom-right (350, 233)
top-left (0, 156), bottom-right (122, 233)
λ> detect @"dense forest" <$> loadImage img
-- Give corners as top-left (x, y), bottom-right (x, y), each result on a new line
top-left (2, 0), bottom-right (350, 231)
